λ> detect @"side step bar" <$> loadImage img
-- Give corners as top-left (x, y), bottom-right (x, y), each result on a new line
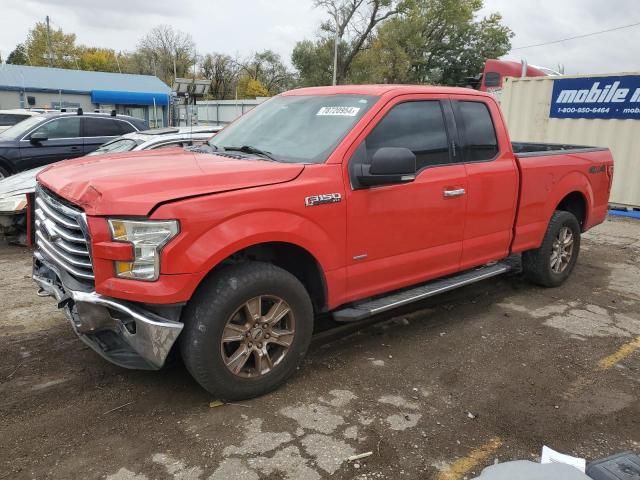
top-left (332, 262), bottom-right (512, 322)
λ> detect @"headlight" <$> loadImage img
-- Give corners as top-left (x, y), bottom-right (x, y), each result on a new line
top-left (108, 219), bottom-right (179, 281)
top-left (0, 194), bottom-right (28, 213)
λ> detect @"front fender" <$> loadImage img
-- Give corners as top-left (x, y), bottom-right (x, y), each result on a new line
top-left (177, 210), bottom-right (338, 275)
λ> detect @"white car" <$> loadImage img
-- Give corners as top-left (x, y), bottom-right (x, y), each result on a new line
top-left (0, 125), bottom-right (223, 244)
top-left (0, 109), bottom-right (42, 133)
top-left (88, 126), bottom-right (223, 155)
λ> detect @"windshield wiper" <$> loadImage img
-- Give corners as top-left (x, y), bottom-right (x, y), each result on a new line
top-left (222, 145), bottom-right (277, 161)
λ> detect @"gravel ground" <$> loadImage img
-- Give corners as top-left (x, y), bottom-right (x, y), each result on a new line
top-left (1, 217), bottom-right (639, 480)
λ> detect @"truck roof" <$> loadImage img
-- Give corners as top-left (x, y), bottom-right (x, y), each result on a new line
top-left (283, 84), bottom-right (492, 97)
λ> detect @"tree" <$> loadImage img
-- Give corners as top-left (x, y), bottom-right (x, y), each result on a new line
top-left (366, 0), bottom-right (513, 85)
top-left (6, 44), bottom-right (29, 65)
top-left (24, 22), bottom-right (78, 68)
top-left (135, 25), bottom-right (196, 85)
top-left (200, 53), bottom-right (240, 99)
top-left (294, 0), bottom-right (512, 87)
top-left (237, 77), bottom-right (270, 98)
top-left (78, 47), bottom-right (120, 72)
top-left (238, 50), bottom-right (294, 95)
top-left (312, 0), bottom-right (407, 84)
top-left (292, 39), bottom-right (335, 87)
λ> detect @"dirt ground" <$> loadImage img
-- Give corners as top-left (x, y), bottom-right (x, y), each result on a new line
top-left (1, 217), bottom-right (639, 480)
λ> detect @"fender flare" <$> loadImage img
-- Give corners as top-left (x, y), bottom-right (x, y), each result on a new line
top-left (161, 210), bottom-right (341, 303)
top-left (542, 171), bottom-right (593, 228)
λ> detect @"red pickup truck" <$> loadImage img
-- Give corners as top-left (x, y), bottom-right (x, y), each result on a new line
top-left (33, 85), bottom-right (614, 399)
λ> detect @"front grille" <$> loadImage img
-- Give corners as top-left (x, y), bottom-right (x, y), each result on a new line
top-left (34, 186), bottom-right (94, 281)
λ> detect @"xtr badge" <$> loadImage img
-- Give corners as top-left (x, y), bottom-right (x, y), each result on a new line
top-left (305, 193), bottom-right (342, 207)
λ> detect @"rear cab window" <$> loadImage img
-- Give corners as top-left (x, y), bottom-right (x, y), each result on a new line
top-left (452, 101), bottom-right (499, 162)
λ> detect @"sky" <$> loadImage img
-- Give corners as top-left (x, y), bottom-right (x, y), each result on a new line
top-left (0, 0), bottom-right (638, 75)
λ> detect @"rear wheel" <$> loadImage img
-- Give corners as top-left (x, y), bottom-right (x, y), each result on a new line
top-left (522, 210), bottom-right (581, 287)
top-left (180, 262), bottom-right (313, 400)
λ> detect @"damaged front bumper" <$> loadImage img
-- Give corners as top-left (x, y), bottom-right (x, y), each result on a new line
top-left (33, 252), bottom-right (184, 370)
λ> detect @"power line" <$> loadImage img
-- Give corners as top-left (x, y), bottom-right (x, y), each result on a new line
top-left (511, 21), bottom-right (640, 51)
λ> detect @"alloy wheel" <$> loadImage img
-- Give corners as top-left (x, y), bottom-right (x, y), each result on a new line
top-left (550, 226), bottom-right (574, 274)
top-left (220, 295), bottom-right (296, 378)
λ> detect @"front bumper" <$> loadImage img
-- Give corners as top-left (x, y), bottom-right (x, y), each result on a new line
top-left (33, 252), bottom-right (184, 370)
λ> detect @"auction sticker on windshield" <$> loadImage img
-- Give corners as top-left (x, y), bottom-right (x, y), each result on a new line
top-left (316, 106), bottom-right (361, 116)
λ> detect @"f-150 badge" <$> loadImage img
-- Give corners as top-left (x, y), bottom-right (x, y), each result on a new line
top-left (305, 193), bottom-right (342, 207)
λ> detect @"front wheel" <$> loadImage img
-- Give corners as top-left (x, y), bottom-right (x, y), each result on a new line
top-left (179, 262), bottom-right (313, 400)
top-left (522, 210), bottom-right (581, 287)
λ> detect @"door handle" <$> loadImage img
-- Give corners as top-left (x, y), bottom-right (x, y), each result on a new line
top-left (70, 146), bottom-right (81, 151)
top-left (443, 188), bottom-right (466, 198)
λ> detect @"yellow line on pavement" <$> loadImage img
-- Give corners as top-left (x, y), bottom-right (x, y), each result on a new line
top-left (598, 336), bottom-right (640, 370)
top-left (437, 437), bottom-right (503, 480)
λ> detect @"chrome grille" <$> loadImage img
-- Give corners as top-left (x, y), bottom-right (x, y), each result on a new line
top-left (34, 186), bottom-right (94, 281)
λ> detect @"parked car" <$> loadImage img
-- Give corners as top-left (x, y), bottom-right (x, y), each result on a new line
top-left (87, 126), bottom-right (223, 156)
top-left (0, 109), bottom-right (43, 133)
top-left (0, 126), bottom-right (221, 244)
top-left (0, 111), bottom-right (148, 179)
top-left (32, 85), bottom-right (613, 400)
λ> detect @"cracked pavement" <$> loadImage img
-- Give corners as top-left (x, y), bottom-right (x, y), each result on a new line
top-left (1, 217), bottom-right (639, 479)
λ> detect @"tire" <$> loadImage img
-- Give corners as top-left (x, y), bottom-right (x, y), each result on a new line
top-left (180, 262), bottom-right (314, 400)
top-left (522, 210), bottom-right (581, 287)
top-left (0, 165), bottom-right (10, 180)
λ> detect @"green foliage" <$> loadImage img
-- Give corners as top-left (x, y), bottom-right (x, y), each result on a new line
top-left (293, 0), bottom-right (513, 87)
top-left (291, 39), bottom-right (335, 87)
top-left (237, 76), bottom-right (270, 98)
top-left (78, 47), bottom-right (120, 72)
top-left (309, 0), bottom-right (408, 84)
top-left (25, 22), bottom-right (78, 68)
top-left (6, 44), bottom-right (29, 65)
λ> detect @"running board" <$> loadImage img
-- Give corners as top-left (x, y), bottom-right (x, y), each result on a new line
top-left (332, 262), bottom-right (512, 322)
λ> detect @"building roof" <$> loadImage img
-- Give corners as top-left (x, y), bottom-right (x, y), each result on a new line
top-left (0, 63), bottom-right (170, 94)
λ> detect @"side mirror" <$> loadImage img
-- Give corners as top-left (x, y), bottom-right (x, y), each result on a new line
top-left (357, 147), bottom-right (417, 187)
top-left (30, 131), bottom-right (48, 144)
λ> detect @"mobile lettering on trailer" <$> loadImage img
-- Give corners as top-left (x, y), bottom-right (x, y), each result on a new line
top-left (550, 75), bottom-right (640, 119)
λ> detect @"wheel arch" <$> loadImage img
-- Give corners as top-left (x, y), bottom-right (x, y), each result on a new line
top-left (197, 241), bottom-right (329, 313)
top-left (0, 156), bottom-right (14, 176)
top-left (546, 172), bottom-right (593, 232)
top-left (556, 190), bottom-right (588, 230)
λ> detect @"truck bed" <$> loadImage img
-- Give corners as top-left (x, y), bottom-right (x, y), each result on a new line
top-left (512, 142), bottom-right (607, 157)
top-left (511, 144), bottom-right (613, 255)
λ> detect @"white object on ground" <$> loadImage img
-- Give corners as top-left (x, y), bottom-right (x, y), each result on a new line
top-left (541, 446), bottom-right (586, 473)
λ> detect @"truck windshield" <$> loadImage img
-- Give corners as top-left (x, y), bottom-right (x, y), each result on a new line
top-left (208, 94), bottom-right (377, 163)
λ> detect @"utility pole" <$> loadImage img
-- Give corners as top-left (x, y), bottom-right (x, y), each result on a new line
top-left (173, 55), bottom-right (177, 84)
top-left (332, 7), bottom-right (339, 86)
top-left (45, 15), bottom-right (53, 67)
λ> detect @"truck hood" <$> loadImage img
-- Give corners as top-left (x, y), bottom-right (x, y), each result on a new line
top-left (37, 150), bottom-right (305, 216)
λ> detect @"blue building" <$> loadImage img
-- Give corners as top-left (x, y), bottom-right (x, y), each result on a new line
top-left (0, 64), bottom-right (171, 127)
